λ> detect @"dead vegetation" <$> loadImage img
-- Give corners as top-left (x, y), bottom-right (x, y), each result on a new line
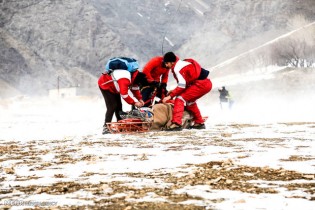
top-left (0, 122), bottom-right (314, 209)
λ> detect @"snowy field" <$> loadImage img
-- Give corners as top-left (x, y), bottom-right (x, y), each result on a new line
top-left (0, 96), bottom-right (314, 210)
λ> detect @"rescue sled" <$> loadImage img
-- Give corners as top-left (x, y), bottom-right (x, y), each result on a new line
top-left (106, 105), bottom-right (208, 134)
top-left (106, 118), bottom-right (152, 134)
top-left (106, 108), bottom-right (153, 134)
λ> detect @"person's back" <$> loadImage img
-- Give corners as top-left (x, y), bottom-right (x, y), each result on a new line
top-left (219, 86), bottom-right (229, 102)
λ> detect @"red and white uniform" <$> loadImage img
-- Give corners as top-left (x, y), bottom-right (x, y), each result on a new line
top-left (98, 70), bottom-right (142, 105)
top-left (170, 59), bottom-right (212, 125)
top-left (142, 56), bottom-right (169, 84)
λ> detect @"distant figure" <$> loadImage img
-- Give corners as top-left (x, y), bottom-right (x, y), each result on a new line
top-left (218, 86), bottom-right (233, 109)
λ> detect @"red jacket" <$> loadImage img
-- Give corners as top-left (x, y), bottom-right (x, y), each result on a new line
top-left (98, 70), bottom-right (142, 105)
top-left (169, 58), bottom-right (202, 98)
top-left (142, 56), bottom-right (169, 84)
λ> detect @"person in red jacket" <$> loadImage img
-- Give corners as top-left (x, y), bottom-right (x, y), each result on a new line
top-left (162, 52), bottom-right (212, 131)
top-left (98, 69), bottom-right (148, 134)
top-left (141, 56), bottom-right (171, 106)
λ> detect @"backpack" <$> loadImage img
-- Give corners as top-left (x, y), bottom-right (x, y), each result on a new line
top-left (105, 57), bottom-right (139, 74)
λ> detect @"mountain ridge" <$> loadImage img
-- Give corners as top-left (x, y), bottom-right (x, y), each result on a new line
top-left (0, 0), bottom-right (314, 96)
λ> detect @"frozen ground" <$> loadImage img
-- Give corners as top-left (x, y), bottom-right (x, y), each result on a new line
top-left (0, 96), bottom-right (314, 210)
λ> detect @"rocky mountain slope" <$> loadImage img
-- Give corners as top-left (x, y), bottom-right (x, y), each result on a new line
top-left (0, 0), bottom-right (314, 96)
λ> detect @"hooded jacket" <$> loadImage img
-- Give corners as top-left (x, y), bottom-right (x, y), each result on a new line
top-left (98, 70), bottom-right (142, 105)
top-left (142, 56), bottom-right (169, 84)
top-left (169, 58), bottom-right (202, 98)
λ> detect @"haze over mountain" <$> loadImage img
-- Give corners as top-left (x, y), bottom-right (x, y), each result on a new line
top-left (0, 0), bottom-right (314, 96)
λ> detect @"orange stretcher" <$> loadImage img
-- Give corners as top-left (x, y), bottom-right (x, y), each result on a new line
top-left (106, 118), bottom-right (152, 134)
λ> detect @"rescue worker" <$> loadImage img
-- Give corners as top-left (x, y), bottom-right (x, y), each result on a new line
top-left (141, 56), bottom-right (171, 107)
top-left (162, 52), bottom-right (212, 131)
top-left (98, 67), bottom-right (148, 134)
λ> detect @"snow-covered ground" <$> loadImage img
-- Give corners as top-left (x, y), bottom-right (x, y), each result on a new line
top-left (0, 96), bottom-right (314, 210)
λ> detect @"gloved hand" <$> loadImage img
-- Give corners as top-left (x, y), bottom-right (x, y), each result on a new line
top-left (159, 83), bottom-right (167, 90)
top-left (159, 83), bottom-right (168, 98)
top-left (149, 81), bottom-right (160, 88)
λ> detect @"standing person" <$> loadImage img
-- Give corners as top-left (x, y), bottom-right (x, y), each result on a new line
top-left (141, 56), bottom-right (172, 106)
top-left (162, 52), bottom-right (212, 131)
top-left (98, 63), bottom-right (148, 134)
top-left (218, 86), bottom-right (234, 110)
top-left (218, 86), bottom-right (229, 109)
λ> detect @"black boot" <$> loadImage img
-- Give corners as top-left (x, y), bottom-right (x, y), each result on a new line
top-left (102, 126), bottom-right (111, 134)
top-left (165, 123), bottom-right (182, 131)
top-left (189, 123), bottom-right (206, 130)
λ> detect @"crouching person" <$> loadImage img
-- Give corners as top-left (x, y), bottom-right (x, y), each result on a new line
top-left (98, 63), bottom-right (148, 134)
top-left (162, 52), bottom-right (212, 131)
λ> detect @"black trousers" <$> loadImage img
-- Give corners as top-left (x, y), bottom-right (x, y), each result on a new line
top-left (99, 87), bottom-right (123, 126)
top-left (141, 87), bottom-right (155, 107)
